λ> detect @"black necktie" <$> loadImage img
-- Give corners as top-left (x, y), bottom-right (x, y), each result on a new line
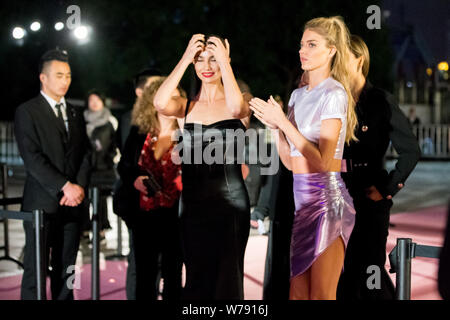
top-left (55, 103), bottom-right (67, 133)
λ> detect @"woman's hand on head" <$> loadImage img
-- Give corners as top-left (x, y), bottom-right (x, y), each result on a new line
top-left (182, 34), bottom-right (205, 64)
top-left (205, 37), bottom-right (231, 67)
top-left (249, 96), bottom-right (284, 129)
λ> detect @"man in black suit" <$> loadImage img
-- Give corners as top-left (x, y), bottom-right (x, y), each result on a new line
top-left (337, 35), bottom-right (421, 300)
top-left (15, 49), bottom-right (91, 300)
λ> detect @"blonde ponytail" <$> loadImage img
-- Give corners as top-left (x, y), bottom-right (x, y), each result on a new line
top-left (304, 16), bottom-right (358, 143)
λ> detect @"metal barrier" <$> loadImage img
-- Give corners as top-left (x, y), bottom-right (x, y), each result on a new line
top-left (0, 201), bottom-right (46, 300)
top-left (89, 184), bottom-right (131, 300)
top-left (387, 124), bottom-right (450, 159)
top-left (90, 187), bottom-right (100, 300)
top-left (89, 185), bottom-right (126, 300)
top-left (0, 184), bottom-right (102, 300)
top-left (389, 238), bottom-right (442, 300)
top-left (0, 163), bottom-right (23, 267)
top-left (0, 122), bottom-right (23, 166)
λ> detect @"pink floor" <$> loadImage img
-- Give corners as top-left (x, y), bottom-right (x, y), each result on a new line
top-left (386, 205), bottom-right (447, 300)
top-left (0, 205), bottom-right (446, 300)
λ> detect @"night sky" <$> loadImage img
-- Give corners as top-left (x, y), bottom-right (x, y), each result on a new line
top-left (383, 0), bottom-right (449, 63)
top-left (1, 0), bottom-right (447, 120)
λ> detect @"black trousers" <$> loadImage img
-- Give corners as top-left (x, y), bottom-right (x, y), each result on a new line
top-left (81, 190), bottom-right (112, 232)
top-left (262, 163), bottom-right (294, 300)
top-left (130, 205), bottom-right (182, 300)
top-left (21, 206), bottom-right (82, 300)
top-left (125, 228), bottom-right (136, 300)
top-left (337, 194), bottom-right (395, 300)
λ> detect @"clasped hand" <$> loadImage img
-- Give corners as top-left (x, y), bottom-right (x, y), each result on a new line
top-left (60, 182), bottom-right (85, 207)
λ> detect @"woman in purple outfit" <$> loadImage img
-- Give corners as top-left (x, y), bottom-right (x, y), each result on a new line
top-left (249, 16), bottom-right (357, 300)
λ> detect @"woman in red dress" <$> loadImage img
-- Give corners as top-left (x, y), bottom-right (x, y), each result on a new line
top-left (117, 77), bottom-right (184, 300)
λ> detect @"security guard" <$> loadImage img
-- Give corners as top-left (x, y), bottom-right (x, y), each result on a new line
top-left (337, 35), bottom-right (421, 300)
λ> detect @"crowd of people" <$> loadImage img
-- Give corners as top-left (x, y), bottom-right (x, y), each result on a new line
top-left (14, 15), bottom-right (426, 300)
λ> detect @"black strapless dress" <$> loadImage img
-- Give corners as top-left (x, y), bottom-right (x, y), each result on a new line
top-left (179, 119), bottom-right (250, 300)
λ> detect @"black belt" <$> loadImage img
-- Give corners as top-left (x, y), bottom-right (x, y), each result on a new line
top-left (344, 159), bottom-right (369, 173)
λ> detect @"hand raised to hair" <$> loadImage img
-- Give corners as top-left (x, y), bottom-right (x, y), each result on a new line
top-left (182, 34), bottom-right (205, 64)
top-left (205, 37), bottom-right (231, 67)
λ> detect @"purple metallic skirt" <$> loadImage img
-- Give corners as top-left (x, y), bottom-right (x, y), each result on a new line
top-left (290, 172), bottom-right (355, 279)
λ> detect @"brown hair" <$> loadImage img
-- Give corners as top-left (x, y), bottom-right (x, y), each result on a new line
top-left (350, 34), bottom-right (370, 78)
top-left (304, 16), bottom-right (358, 143)
top-left (131, 77), bottom-right (186, 134)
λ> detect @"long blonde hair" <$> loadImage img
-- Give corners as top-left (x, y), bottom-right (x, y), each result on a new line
top-left (304, 16), bottom-right (358, 143)
top-left (131, 77), bottom-right (185, 134)
top-left (350, 34), bottom-right (370, 78)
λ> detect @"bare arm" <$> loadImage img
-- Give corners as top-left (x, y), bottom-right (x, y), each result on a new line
top-left (207, 38), bottom-right (250, 118)
top-left (153, 34), bottom-right (205, 117)
top-left (270, 128), bottom-right (292, 171)
top-left (250, 96), bottom-right (341, 172)
top-left (278, 117), bottom-right (341, 172)
top-left (153, 60), bottom-right (188, 117)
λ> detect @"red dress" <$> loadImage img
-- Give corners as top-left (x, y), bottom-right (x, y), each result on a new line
top-left (137, 133), bottom-right (182, 211)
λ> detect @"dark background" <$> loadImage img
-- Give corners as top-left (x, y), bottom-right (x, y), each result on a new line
top-left (0, 0), bottom-right (448, 120)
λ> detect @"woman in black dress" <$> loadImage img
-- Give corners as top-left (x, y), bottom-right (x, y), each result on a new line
top-left (154, 34), bottom-right (251, 299)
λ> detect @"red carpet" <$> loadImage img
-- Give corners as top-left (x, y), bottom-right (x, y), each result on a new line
top-left (0, 205), bottom-right (446, 300)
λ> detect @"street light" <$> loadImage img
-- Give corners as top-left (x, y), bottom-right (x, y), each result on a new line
top-left (54, 22), bottom-right (64, 31)
top-left (30, 21), bottom-right (41, 32)
top-left (74, 25), bottom-right (88, 40)
top-left (437, 61), bottom-right (449, 72)
top-left (12, 27), bottom-right (25, 40)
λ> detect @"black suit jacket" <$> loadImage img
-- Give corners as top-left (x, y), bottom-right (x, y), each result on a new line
top-left (113, 125), bottom-right (147, 226)
top-left (14, 94), bottom-right (91, 213)
top-left (342, 81), bottom-right (421, 198)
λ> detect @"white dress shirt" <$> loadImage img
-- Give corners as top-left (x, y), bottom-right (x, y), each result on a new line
top-left (40, 90), bottom-right (69, 131)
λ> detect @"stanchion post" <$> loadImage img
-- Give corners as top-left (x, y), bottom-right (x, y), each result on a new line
top-left (396, 238), bottom-right (412, 300)
top-left (117, 216), bottom-right (122, 256)
top-left (91, 187), bottom-right (100, 300)
top-left (2, 164), bottom-right (10, 257)
top-left (34, 209), bottom-right (46, 300)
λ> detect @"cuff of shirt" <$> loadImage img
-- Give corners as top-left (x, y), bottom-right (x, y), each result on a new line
top-left (61, 181), bottom-right (70, 191)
